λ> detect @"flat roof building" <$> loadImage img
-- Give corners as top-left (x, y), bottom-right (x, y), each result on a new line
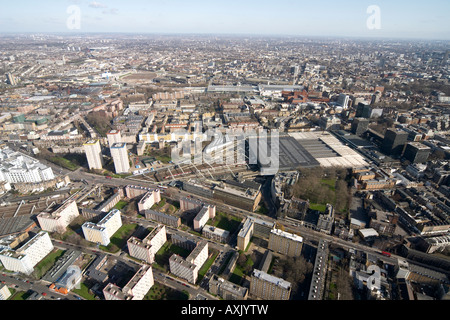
top-left (110, 142), bottom-right (130, 174)
top-left (82, 209), bottom-right (122, 246)
top-left (84, 140), bottom-right (103, 170)
top-left (250, 269), bottom-right (291, 300)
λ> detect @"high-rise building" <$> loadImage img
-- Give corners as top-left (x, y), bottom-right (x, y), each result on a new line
top-left (381, 129), bottom-right (408, 156)
top-left (83, 140), bottom-right (104, 170)
top-left (403, 142), bottom-right (431, 164)
top-left (337, 93), bottom-right (350, 109)
top-left (6, 73), bottom-right (17, 86)
top-left (107, 130), bottom-right (122, 148)
top-left (110, 142), bottom-right (130, 174)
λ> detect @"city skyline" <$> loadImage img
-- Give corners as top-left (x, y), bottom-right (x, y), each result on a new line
top-left (0, 0), bottom-right (449, 40)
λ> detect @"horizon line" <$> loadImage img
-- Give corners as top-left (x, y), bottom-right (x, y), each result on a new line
top-left (0, 31), bottom-right (449, 42)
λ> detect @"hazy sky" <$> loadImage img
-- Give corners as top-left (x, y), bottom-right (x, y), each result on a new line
top-left (0, 0), bottom-right (449, 40)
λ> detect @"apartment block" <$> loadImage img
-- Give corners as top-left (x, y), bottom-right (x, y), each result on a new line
top-left (209, 274), bottom-right (248, 300)
top-left (103, 265), bottom-right (154, 300)
top-left (84, 140), bottom-right (104, 170)
top-left (202, 225), bottom-right (230, 243)
top-left (237, 216), bottom-right (275, 251)
top-left (193, 205), bottom-right (216, 232)
top-left (250, 269), bottom-right (291, 300)
top-left (110, 142), bottom-right (130, 174)
top-left (137, 189), bottom-right (161, 213)
top-left (82, 209), bottom-right (122, 246)
top-left (268, 228), bottom-right (303, 257)
top-left (0, 284), bottom-right (11, 300)
top-left (127, 225), bottom-right (167, 264)
top-left (0, 231), bottom-right (54, 275)
top-left (169, 240), bottom-right (208, 284)
top-left (107, 129), bottom-right (122, 148)
top-left (144, 209), bottom-right (181, 228)
top-left (37, 199), bottom-right (79, 233)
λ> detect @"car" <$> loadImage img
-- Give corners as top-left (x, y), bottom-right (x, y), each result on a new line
top-left (42, 292), bottom-right (47, 296)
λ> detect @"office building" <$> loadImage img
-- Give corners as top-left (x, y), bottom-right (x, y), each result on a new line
top-left (0, 231), bottom-right (54, 275)
top-left (381, 129), bottom-right (408, 156)
top-left (82, 209), bottom-right (122, 246)
top-left (0, 147), bottom-right (55, 184)
top-left (110, 142), bottom-right (130, 174)
top-left (213, 180), bottom-right (262, 212)
top-left (37, 199), bottom-right (80, 233)
top-left (107, 130), bottom-right (122, 148)
top-left (268, 228), bottom-right (303, 257)
top-left (250, 269), bottom-right (291, 300)
top-left (127, 225), bottom-right (167, 264)
top-left (337, 93), bottom-right (350, 109)
top-left (351, 118), bottom-right (370, 137)
top-left (403, 142), bottom-right (431, 164)
top-left (6, 73), bottom-right (17, 86)
top-left (103, 265), bottom-right (154, 300)
top-left (84, 140), bottom-right (104, 170)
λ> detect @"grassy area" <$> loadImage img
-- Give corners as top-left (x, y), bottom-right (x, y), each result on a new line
top-left (51, 157), bottom-right (80, 171)
top-left (10, 290), bottom-right (32, 300)
top-left (229, 265), bottom-right (245, 286)
top-left (309, 203), bottom-right (327, 213)
top-left (144, 282), bottom-right (189, 300)
top-left (32, 249), bottom-right (65, 279)
top-left (100, 224), bottom-right (138, 253)
top-left (154, 242), bottom-right (191, 271)
top-left (72, 282), bottom-right (96, 300)
top-left (197, 250), bottom-right (219, 283)
top-left (114, 200), bottom-right (129, 210)
top-left (209, 212), bottom-right (242, 234)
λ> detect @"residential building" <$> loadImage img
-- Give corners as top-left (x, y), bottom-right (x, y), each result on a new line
top-left (250, 269), bottom-right (291, 300)
top-left (0, 284), bottom-right (11, 300)
top-left (268, 228), bottom-right (303, 257)
top-left (103, 265), bottom-right (154, 300)
top-left (37, 199), bottom-right (79, 233)
top-left (209, 275), bottom-right (248, 300)
top-left (107, 130), bottom-right (122, 148)
top-left (169, 241), bottom-right (208, 284)
top-left (127, 225), bottom-right (167, 264)
top-left (84, 140), bottom-right (104, 170)
top-left (137, 189), bottom-right (161, 213)
top-left (0, 231), bottom-right (54, 275)
top-left (82, 209), bottom-right (122, 246)
top-left (110, 142), bottom-right (130, 174)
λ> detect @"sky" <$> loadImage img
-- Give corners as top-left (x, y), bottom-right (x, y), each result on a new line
top-left (0, 0), bottom-right (449, 40)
